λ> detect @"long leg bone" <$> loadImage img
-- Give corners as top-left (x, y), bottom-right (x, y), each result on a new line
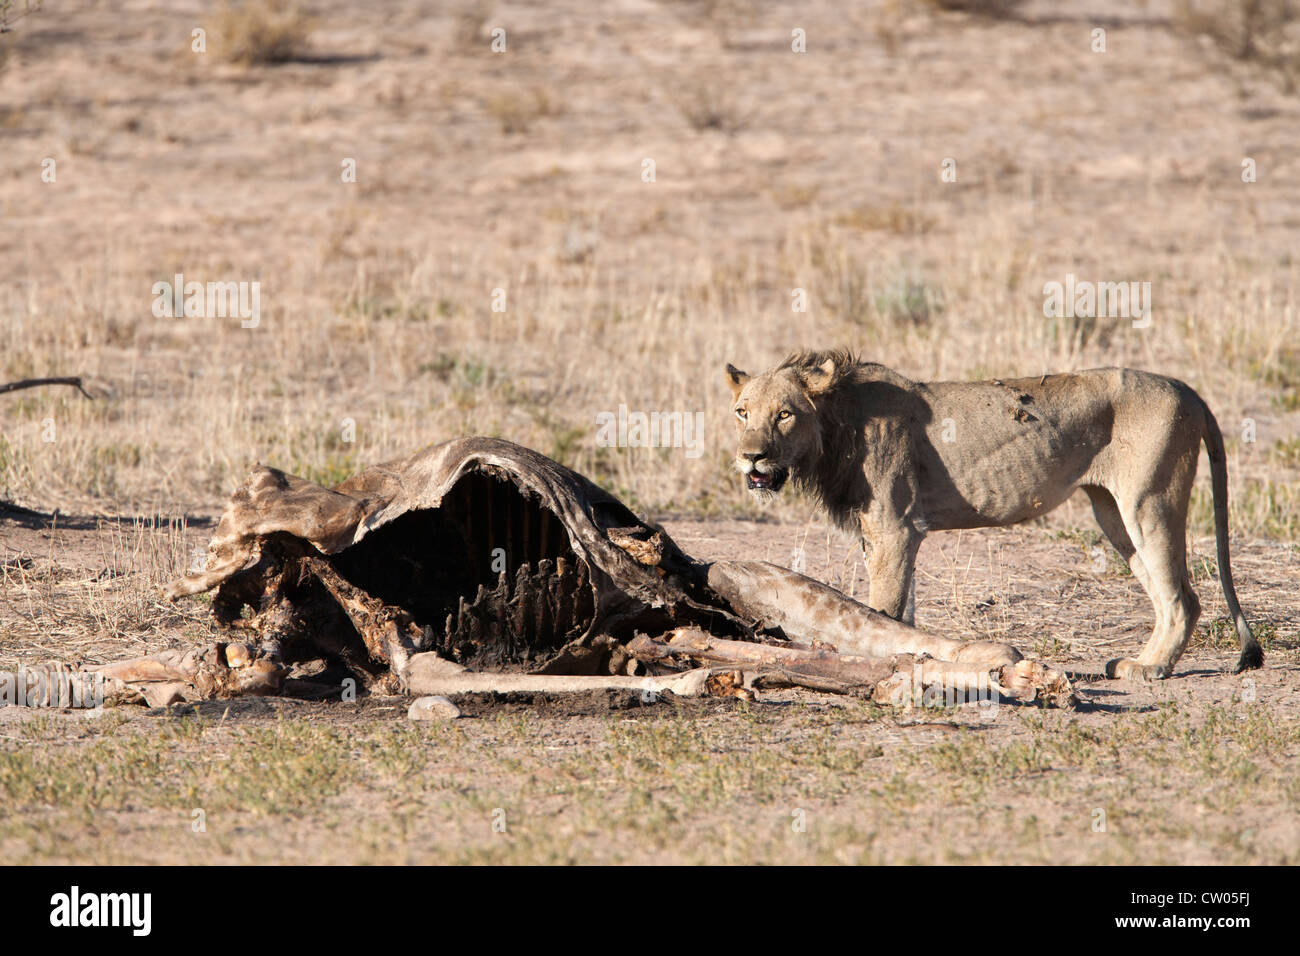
top-left (401, 652), bottom-right (727, 698)
top-left (630, 630), bottom-right (898, 690)
top-left (630, 629), bottom-right (1074, 706)
top-left (708, 560), bottom-right (1023, 668)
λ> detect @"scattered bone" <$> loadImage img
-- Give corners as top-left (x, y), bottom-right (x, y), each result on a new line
top-left (703, 669), bottom-right (754, 701)
top-left (632, 630), bottom-right (898, 694)
top-left (300, 556), bottom-right (426, 673)
top-left (607, 527), bottom-right (665, 565)
top-left (402, 653), bottom-right (468, 685)
top-left (0, 643), bottom-right (284, 709)
top-left (0, 661), bottom-right (139, 708)
top-left (629, 629), bottom-right (1074, 706)
top-left (407, 695), bottom-right (462, 721)
top-left (401, 655), bottom-right (719, 698)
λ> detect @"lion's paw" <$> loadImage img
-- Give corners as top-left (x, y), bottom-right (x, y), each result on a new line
top-left (1105, 658), bottom-right (1171, 682)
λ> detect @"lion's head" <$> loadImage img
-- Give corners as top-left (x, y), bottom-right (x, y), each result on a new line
top-left (724, 351), bottom-right (851, 502)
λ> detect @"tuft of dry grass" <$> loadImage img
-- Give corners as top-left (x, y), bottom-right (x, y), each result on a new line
top-left (918, 0), bottom-right (1026, 17)
top-left (1173, 0), bottom-right (1300, 91)
top-left (832, 201), bottom-right (935, 235)
top-left (671, 75), bottom-right (751, 133)
top-left (486, 87), bottom-right (563, 135)
top-left (0, 515), bottom-right (207, 671)
top-left (209, 0), bottom-right (314, 66)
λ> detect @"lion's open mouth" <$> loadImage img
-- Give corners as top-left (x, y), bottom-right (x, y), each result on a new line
top-left (746, 467), bottom-right (787, 494)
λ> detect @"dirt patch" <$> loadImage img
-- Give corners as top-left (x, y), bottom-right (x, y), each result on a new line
top-left (444, 688), bottom-right (747, 718)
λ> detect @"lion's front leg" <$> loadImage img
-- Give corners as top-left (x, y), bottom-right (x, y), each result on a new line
top-left (860, 524), bottom-right (924, 624)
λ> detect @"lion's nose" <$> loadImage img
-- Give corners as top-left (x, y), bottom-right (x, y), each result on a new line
top-left (741, 451), bottom-right (765, 463)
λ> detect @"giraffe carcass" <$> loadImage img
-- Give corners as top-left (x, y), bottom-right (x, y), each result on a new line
top-left (4, 438), bottom-right (1072, 709)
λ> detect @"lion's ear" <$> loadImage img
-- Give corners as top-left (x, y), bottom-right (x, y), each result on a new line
top-left (725, 363), bottom-right (750, 399)
top-left (802, 358), bottom-right (838, 396)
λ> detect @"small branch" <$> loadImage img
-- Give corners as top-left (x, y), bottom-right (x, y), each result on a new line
top-left (0, 1), bottom-right (46, 35)
top-left (0, 377), bottom-right (93, 400)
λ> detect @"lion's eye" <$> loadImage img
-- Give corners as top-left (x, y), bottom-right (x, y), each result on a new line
top-left (735, 408), bottom-right (747, 420)
top-left (778, 410), bottom-right (792, 421)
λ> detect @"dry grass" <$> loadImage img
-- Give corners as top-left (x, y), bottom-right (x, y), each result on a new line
top-left (1, 1), bottom-right (1298, 533)
top-left (0, 0), bottom-right (43, 36)
top-left (671, 74), bottom-right (752, 133)
top-left (2, 0), bottom-right (1300, 865)
top-left (0, 515), bottom-right (210, 669)
top-left (208, 0), bottom-right (314, 66)
top-left (486, 86), bottom-right (563, 135)
top-left (918, 0), bottom-right (1026, 16)
top-left (1173, 0), bottom-right (1300, 91)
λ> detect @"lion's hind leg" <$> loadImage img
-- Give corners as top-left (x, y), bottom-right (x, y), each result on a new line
top-left (1085, 485), bottom-right (1147, 585)
top-left (1099, 480), bottom-right (1200, 681)
top-left (1086, 486), bottom-right (1165, 680)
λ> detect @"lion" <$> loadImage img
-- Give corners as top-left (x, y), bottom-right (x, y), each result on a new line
top-left (724, 349), bottom-right (1262, 680)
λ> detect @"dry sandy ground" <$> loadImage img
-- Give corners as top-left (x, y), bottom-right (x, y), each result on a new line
top-left (2, 0), bottom-right (1300, 864)
top-left (1, 506), bottom-right (1297, 865)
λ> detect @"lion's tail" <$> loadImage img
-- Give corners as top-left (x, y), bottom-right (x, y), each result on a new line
top-left (1201, 400), bottom-right (1263, 673)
